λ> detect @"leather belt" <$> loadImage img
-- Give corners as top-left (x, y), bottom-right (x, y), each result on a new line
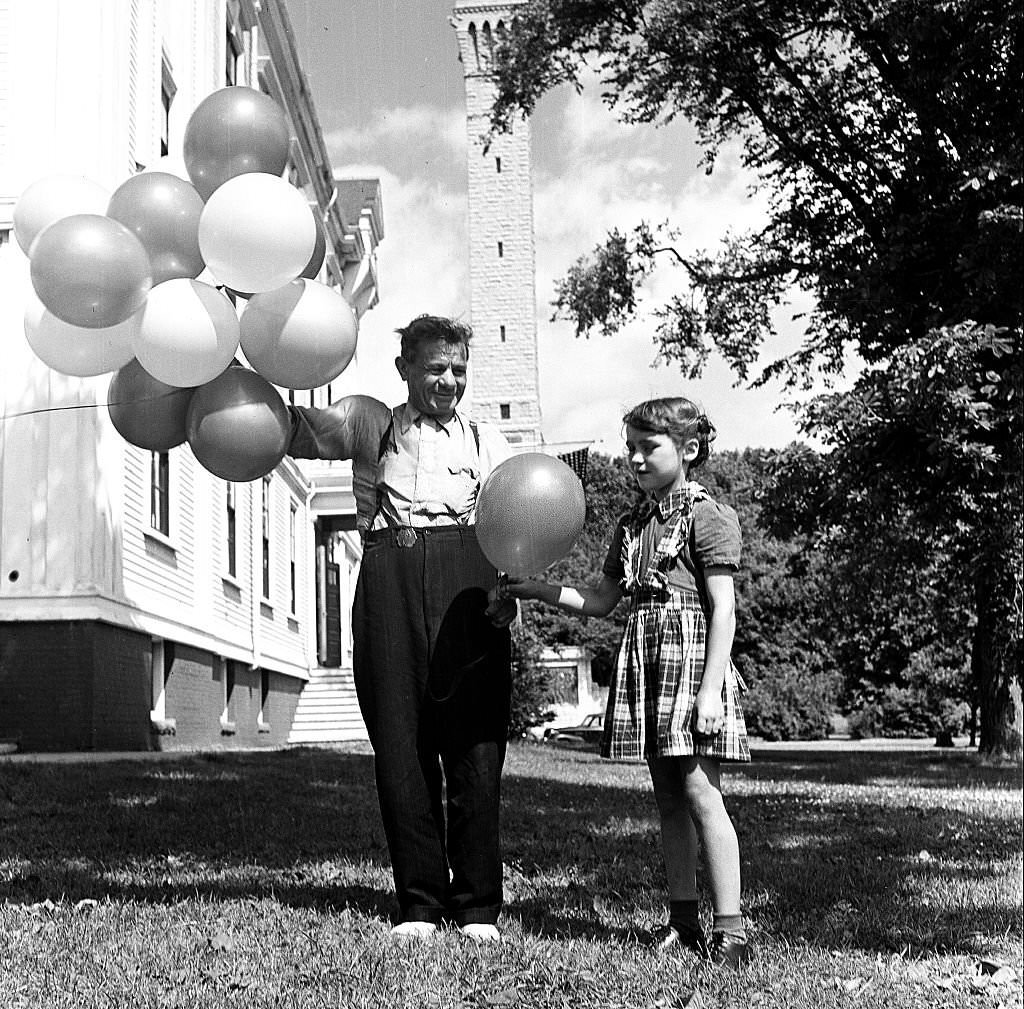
top-left (364, 526), bottom-right (421, 548)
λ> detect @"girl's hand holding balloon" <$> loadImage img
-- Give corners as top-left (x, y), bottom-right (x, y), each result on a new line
top-left (484, 577), bottom-right (519, 629)
top-left (497, 576), bottom-right (543, 601)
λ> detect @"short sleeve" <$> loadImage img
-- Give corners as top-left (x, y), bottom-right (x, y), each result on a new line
top-left (602, 515), bottom-right (629, 583)
top-left (691, 499), bottom-right (741, 570)
top-left (473, 419), bottom-right (514, 478)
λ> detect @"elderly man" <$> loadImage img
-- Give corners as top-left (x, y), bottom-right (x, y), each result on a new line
top-left (287, 315), bottom-right (517, 941)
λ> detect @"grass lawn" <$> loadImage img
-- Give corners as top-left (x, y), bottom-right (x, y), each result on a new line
top-left (0, 742), bottom-right (1020, 1008)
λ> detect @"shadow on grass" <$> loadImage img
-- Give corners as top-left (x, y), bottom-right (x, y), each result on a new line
top-left (0, 744), bottom-right (1020, 955)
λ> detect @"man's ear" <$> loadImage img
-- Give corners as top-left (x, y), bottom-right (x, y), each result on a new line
top-left (681, 437), bottom-right (700, 463)
top-left (395, 355), bottom-right (408, 380)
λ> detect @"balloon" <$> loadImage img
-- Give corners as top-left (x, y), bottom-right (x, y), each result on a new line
top-left (13, 174), bottom-right (109, 255)
top-left (300, 210), bottom-right (327, 279)
top-left (23, 290), bottom-right (137, 377)
top-left (107, 358), bottom-right (195, 451)
top-left (240, 279), bottom-right (358, 389)
top-left (29, 214), bottom-right (152, 329)
top-left (107, 172), bottom-right (205, 285)
top-left (183, 86), bottom-right (291, 200)
top-left (133, 279), bottom-right (240, 387)
top-left (225, 208), bottom-right (324, 299)
top-left (186, 366), bottom-right (290, 482)
top-left (474, 453), bottom-right (586, 577)
top-left (198, 173), bottom-right (315, 294)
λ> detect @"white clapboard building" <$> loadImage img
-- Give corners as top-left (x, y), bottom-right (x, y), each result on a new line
top-left (0, 0), bottom-right (382, 752)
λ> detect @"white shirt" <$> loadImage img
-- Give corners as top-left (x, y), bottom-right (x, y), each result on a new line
top-left (288, 396), bottom-right (512, 532)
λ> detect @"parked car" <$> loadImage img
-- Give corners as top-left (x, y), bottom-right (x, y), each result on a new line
top-left (544, 713), bottom-right (604, 749)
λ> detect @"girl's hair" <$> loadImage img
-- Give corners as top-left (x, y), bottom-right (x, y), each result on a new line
top-left (623, 397), bottom-right (717, 470)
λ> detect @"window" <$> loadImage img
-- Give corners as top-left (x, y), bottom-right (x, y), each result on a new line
top-left (261, 476), bottom-right (272, 599)
top-left (159, 52), bottom-right (176, 159)
top-left (289, 502), bottom-right (298, 614)
top-left (151, 452), bottom-right (170, 535)
top-left (257, 669), bottom-right (271, 732)
top-left (495, 156), bottom-right (502, 173)
top-left (151, 639), bottom-right (171, 719)
top-left (499, 325), bottom-right (507, 343)
top-left (219, 658), bottom-right (236, 734)
top-left (497, 241), bottom-right (504, 258)
top-left (500, 403), bottom-right (511, 420)
top-left (225, 26), bottom-right (242, 85)
top-left (225, 483), bottom-right (237, 578)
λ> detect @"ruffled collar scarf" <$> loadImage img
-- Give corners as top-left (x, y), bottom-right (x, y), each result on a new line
top-left (620, 481), bottom-right (708, 592)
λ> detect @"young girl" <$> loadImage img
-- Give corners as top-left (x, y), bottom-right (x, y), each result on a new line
top-left (502, 397), bottom-right (752, 968)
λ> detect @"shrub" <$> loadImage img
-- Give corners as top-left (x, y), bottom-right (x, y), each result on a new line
top-left (847, 686), bottom-right (971, 740)
top-left (507, 621), bottom-right (556, 740)
top-left (742, 666), bottom-right (836, 741)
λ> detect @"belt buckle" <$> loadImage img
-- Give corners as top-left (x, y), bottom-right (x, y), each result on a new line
top-left (395, 527), bottom-right (418, 548)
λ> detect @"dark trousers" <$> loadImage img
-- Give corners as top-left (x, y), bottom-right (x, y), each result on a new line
top-left (352, 526), bottom-right (512, 926)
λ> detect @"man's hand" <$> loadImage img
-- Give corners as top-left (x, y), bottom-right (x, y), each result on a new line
top-left (485, 584), bottom-right (519, 628)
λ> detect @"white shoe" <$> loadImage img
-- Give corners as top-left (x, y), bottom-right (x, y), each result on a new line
top-left (459, 923), bottom-right (500, 942)
top-left (390, 921), bottom-right (438, 940)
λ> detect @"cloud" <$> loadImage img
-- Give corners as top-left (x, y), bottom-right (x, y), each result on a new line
top-left (322, 91), bottom-right (807, 451)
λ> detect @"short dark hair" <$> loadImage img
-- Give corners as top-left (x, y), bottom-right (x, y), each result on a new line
top-left (396, 315), bottom-right (473, 362)
top-left (622, 397), bottom-right (717, 470)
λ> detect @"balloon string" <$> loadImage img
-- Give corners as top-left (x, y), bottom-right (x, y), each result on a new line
top-left (1, 392), bottom-right (183, 422)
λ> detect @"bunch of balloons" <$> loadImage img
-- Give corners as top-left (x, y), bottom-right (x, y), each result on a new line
top-left (14, 86), bottom-right (358, 482)
top-left (475, 454), bottom-right (587, 577)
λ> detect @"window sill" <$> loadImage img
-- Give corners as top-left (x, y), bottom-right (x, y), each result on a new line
top-left (144, 529), bottom-right (177, 553)
top-left (219, 719), bottom-right (236, 736)
top-left (257, 722), bottom-right (272, 735)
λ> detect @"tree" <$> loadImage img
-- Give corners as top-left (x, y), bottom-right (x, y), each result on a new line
top-left (764, 323), bottom-right (1022, 748)
top-left (490, 1), bottom-right (1022, 758)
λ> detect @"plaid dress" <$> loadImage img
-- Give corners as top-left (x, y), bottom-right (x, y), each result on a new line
top-left (600, 483), bottom-right (750, 763)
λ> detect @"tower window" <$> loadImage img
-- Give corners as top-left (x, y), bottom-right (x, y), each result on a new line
top-left (497, 241), bottom-right (504, 258)
top-left (495, 157), bottom-right (502, 173)
top-left (499, 404), bottom-right (511, 420)
top-left (499, 325), bottom-right (506, 343)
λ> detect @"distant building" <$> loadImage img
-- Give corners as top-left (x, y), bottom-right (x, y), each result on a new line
top-left (450, 1), bottom-right (542, 449)
top-left (0, 0), bottom-right (380, 752)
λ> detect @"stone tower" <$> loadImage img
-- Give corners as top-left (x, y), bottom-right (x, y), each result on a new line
top-left (450, 1), bottom-right (542, 448)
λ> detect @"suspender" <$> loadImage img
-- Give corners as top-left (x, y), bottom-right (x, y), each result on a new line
top-left (375, 413), bottom-right (480, 461)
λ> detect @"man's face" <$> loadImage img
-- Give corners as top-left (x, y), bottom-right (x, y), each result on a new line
top-left (396, 338), bottom-right (468, 421)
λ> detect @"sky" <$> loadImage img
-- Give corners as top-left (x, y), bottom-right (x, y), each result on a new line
top-left (282, 0), bottom-right (822, 456)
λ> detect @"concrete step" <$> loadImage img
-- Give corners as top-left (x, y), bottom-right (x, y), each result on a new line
top-left (287, 667), bottom-right (367, 744)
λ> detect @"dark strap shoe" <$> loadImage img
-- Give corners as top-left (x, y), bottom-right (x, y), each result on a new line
top-left (650, 924), bottom-right (710, 958)
top-left (709, 931), bottom-right (752, 969)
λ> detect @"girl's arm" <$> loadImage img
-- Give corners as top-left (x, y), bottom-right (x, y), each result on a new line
top-left (502, 573), bottom-right (623, 618)
top-left (693, 566), bottom-right (737, 735)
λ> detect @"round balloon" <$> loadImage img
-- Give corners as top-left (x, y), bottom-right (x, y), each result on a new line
top-left (29, 214), bottom-right (152, 329)
top-left (183, 86), bottom-right (291, 201)
top-left (107, 358), bottom-right (195, 450)
top-left (198, 173), bottom-right (315, 294)
top-left (24, 290), bottom-right (137, 377)
top-left (13, 174), bottom-right (109, 255)
top-left (240, 279), bottom-right (357, 389)
top-left (107, 172), bottom-right (205, 285)
top-left (186, 366), bottom-right (290, 482)
top-left (133, 278), bottom-right (240, 387)
top-left (474, 453), bottom-right (586, 577)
